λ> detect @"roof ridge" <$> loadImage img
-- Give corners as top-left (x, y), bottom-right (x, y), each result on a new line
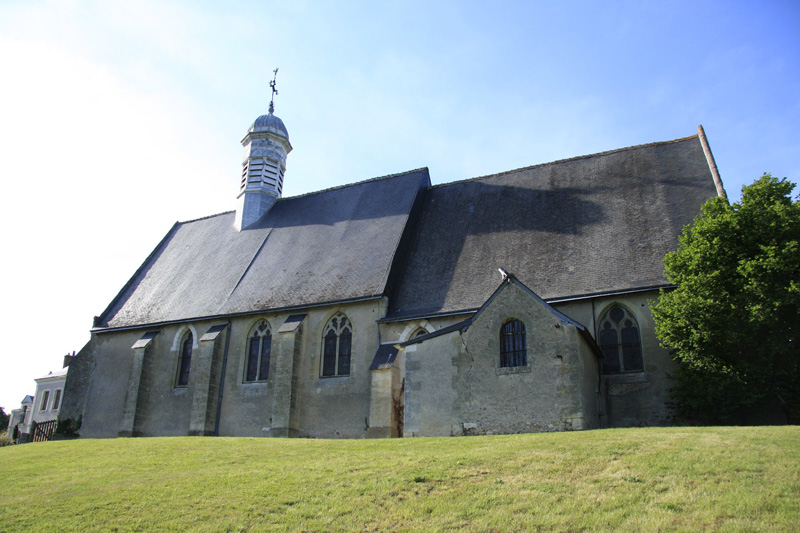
top-left (283, 167), bottom-right (430, 200)
top-left (429, 134), bottom-right (700, 190)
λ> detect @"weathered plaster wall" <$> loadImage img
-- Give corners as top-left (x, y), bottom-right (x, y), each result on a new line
top-left (405, 281), bottom-right (599, 436)
top-left (576, 335), bottom-right (601, 430)
top-left (59, 340), bottom-right (95, 434)
top-left (133, 323), bottom-right (203, 436)
top-left (73, 329), bottom-right (141, 438)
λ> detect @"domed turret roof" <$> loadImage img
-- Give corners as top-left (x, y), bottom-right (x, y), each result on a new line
top-left (249, 112), bottom-right (289, 140)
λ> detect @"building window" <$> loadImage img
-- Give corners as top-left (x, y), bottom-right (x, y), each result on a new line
top-left (245, 321), bottom-right (272, 382)
top-left (39, 390), bottom-right (50, 412)
top-left (500, 319), bottom-right (527, 367)
top-left (321, 313), bottom-right (352, 377)
top-left (413, 328), bottom-right (428, 339)
top-left (598, 305), bottom-right (644, 374)
top-left (52, 389), bottom-right (62, 411)
top-left (177, 331), bottom-right (193, 386)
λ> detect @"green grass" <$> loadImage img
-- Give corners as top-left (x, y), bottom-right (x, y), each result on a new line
top-left (1, 427), bottom-right (798, 531)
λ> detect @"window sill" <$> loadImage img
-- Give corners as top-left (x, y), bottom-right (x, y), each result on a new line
top-left (315, 376), bottom-right (350, 387)
top-left (496, 365), bottom-right (532, 376)
top-left (602, 372), bottom-right (648, 385)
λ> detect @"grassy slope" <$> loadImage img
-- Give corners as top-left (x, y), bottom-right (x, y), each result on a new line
top-left (1, 427), bottom-right (798, 532)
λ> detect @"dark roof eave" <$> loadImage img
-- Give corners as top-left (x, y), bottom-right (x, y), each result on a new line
top-left (382, 284), bottom-right (675, 323)
top-left (379, 308), bottom-right (478, 324)
top-left (92, 294), bottom-right (386, 334)
top-left (544, 284), bottom-right (675, 304)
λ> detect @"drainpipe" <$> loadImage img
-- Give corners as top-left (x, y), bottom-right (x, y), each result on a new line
top-left (213, 320), bottom-right (232, 437)
top-left (591, 299), bottom-right (605, 428)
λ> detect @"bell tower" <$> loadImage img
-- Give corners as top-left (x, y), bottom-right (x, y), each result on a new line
top-left (235, 69), bottom-right (293, 231)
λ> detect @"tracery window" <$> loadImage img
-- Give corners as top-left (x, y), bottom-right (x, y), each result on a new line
top-left (413, 328), bottom-right (428, 339)
top-left (321, 313), bottom-right (352, 377)
top-left (245, 320), bottom-right (272, 382)
top-left (176, 331), bottom-right (193, 386)
top-left (598, 305), bottom-right (643, 374)
top-left (500, 319), bottom-right (527, 368)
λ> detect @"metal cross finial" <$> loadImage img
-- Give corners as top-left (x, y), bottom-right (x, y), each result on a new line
top-left (268, 68), bottom-right (279, 113)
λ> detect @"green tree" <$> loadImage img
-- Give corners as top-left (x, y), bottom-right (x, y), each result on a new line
top-left (652, 174), bottom-right (800, 424)
top-left (0, 407), bottom-right (9, 432)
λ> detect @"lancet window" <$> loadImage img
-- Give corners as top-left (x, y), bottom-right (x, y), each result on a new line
top-left (245, 321), bottom-right (272, 382)
top-left (321, 313), bottom-right (352, 377)
top-left (176, 331), bottom-right (193, 386)
top-left (598, 305), bottom-right (644, 374)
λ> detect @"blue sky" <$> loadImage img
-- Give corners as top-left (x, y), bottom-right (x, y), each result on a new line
top-left (0, 0), bottom-right (798, 410)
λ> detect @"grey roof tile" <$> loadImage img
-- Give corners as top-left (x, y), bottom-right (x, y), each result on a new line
top-left (98, 169), bottom-right (430, 329)
top-left (386, 135), bottom-right (720, 319)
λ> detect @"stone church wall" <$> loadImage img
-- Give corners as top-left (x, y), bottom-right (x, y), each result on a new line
top-left (404, 281), bottom-right (600, 436)
top-left (67, 329), bottom-right (142, 438)
top-left (553, 290), bottom-right (678, 427)
top-left (215, 300), bottom-right (381, 438)
top-left (288, 301), bottom-right (382, 438)
top-left (65, 300), bottom-right (386, 439)
top-left (62, 288), bottom-right (676, 439)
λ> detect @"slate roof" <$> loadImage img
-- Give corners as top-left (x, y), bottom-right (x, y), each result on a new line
top-left (386, 134), bottom-right (720, 319)
top-left (97, 169), bottom-right (430, 329)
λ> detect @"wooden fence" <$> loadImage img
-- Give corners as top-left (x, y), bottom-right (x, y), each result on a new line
top-left (31, 419), bottom-right (58, 442)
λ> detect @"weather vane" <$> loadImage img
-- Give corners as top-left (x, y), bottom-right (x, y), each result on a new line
top-left (269, 68), bottom-right (279, 113)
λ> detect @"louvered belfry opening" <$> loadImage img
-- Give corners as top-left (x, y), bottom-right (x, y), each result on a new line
top-left (240, 158), bottom-right (285, 195)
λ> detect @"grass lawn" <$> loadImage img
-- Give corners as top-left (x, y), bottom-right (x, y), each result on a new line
top-left (1, 426), bottom-right (798, 531)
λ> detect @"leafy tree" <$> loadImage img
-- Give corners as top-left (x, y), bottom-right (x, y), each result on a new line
top-left (0, 406), bottom-right (8, 432)
top-left (652, 174), bottom-right (800, 424)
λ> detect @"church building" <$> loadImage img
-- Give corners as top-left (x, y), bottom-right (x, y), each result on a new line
top-left (59, 91), bottom-right (726, 438)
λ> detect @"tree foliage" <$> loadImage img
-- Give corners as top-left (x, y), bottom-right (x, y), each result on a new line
top-left (0, 406), bottom-right (8, 432)
top-left (652, 174), bottom-right (800, 424)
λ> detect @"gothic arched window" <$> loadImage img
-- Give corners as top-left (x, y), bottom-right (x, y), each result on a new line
top-left (177, 331), bottom-right (193, 386)
top-left (500, 319), bottom-right (527, 368)
top-left (321, 313), bottom-right (352, 377)
top-left (598, 305), bottom-right (643, 374)
top-left (245, 321), bottom-right (272, 382)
